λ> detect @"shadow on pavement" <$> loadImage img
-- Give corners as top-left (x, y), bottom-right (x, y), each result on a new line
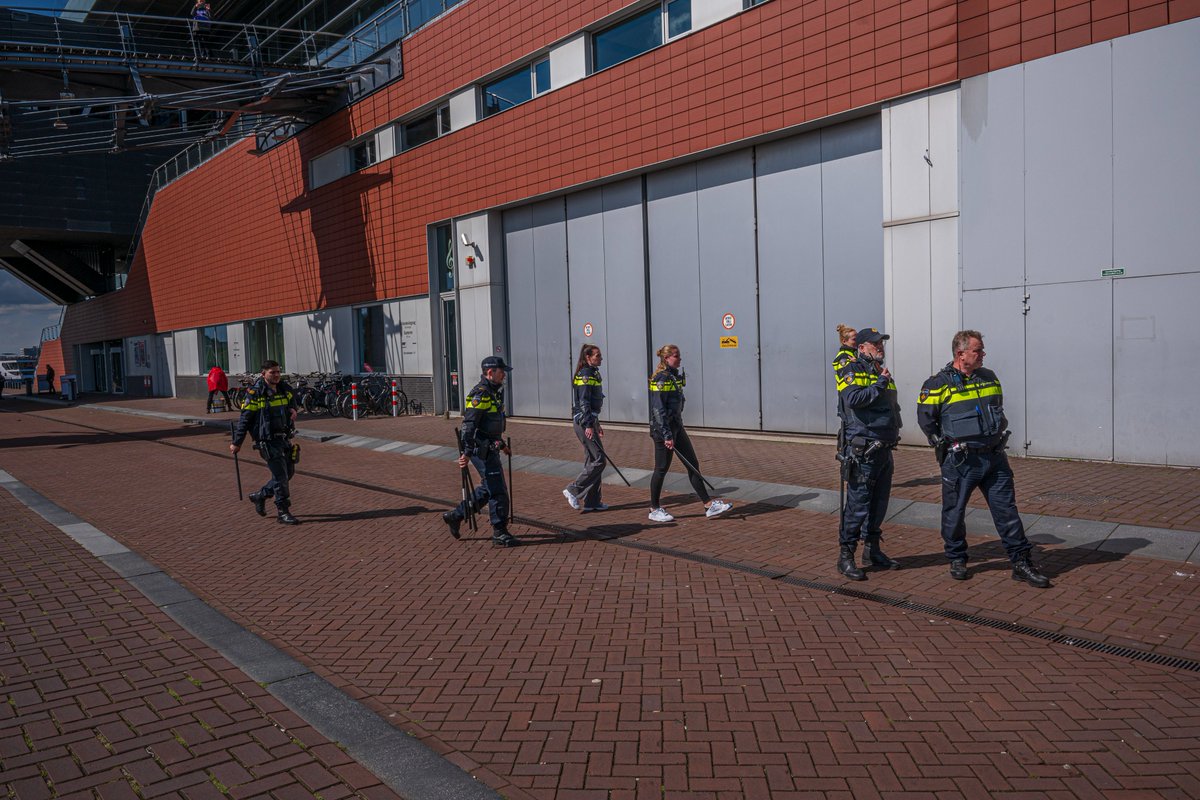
top-left (0, 426), bottom-right (216, 449)
top-left (298, 506), bottom-right (433, 523)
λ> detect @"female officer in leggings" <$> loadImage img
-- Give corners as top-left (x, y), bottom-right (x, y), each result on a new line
top-left (647, 344), bottom-right (732, 522)
top-left (563, 344), bottom-right (608, 512)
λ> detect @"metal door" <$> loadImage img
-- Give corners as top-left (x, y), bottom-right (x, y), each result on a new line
top-left (1025, 280), bottom-right (1113, 460)
top-left (756, 132), bottom-right (827, 432)
top-left (961, 287), bottom-right (1027, 455)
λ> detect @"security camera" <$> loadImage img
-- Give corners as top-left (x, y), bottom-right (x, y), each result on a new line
top-left (460, 233), bottom-right (470, 246)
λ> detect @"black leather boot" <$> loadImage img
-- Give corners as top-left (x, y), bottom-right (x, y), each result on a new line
top-left (442, 511), bottom-right (462, 539)
top-left (862, 535), bottom-right (900, 569)
top-left (249, 491), bottom-right (266, 517)
top-left (492, 528), bottom-right (521, 547)
top-left (837, 546), bottom-right (866, 581)
top-left (1012, 556), bottom-right (1050, 588)
top-left (276, 511), bottom-right (301, 525)
top-left (949, 558), bottom-right (969, 580)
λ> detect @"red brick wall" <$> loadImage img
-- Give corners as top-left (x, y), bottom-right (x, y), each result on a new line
top-left (35, 337), bottom-right (65, 389)
top-left (58, 0), bottom-right (1198, 356)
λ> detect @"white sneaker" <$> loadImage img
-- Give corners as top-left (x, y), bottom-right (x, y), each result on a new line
top-left (648, 507), bottom-right (674, 523)
top-left (705, 499), bottom-right (732, 518)
top-left (562, 488), bottom-right (580, 510)
top-left (582, 502), bottom-right (609, 513)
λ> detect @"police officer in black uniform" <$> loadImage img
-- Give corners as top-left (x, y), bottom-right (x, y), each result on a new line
top-left (230, 360), bottom-right (301, 525)
top-left (563, 344), bottom-right (608, 512)
top-left (443, 356), bottom-right (520, 547)
top-left (835, 327), bottom-right (902, 579)
top-left (917, 330), bottom-right (1049, 588)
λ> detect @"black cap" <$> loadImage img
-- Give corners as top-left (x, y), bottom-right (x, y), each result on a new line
top-left (857, 327), bottom-right (890, 344)
top-left (481, 355), bottom-right (512, 371)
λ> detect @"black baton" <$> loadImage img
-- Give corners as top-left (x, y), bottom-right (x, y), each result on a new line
top-left (592, 436), bottom-right (632, 487)
top-left (670, 446), bottom-right (718, 495)
top-left (230, 422), bottom-right (243, 501)
top-left (506, 436), bottom-right (513, 524)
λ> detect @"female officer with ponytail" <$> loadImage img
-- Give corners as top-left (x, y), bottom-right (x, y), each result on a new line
top-left (646, 344), bottom-right (732, 523)
top-left (563, 344), bottom-right (608, 512)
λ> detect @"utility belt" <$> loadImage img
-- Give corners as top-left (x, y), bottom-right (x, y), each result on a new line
top-left (837, 437), bottom-right (893, 482)
top-left (846, 437), bottom-right (896, 456)
top-left (936, 431), bottom-right (1010, 465)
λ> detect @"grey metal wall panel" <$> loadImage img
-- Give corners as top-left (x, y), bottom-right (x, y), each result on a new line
top-left (502, 206), bottom-right (540, 416)
top-left (960, 287), bottom-right (1027, 456)
top-left (820, 120), bottom-right (885, 434)
top-left (1025, 280), bottom-right (1112, 460)
top-left (1024, 43), bottom-right (1113, 286)
top-left (1113, 273), bottom-right (1200, 466)
top-left (756, 132), bottom-right (828, 433)
top-left (647, 163), bottom-right (705, 425)
top-left (566, 187), bottom-right (607, 413)
top-left (599, 179), bottom-right (649, 423)
top-left (531, 199), bottom-right (571, 418)
top-left (697, 150), bottom-right (760, 430)
top-left (960, 68), bottom-right (1024, 290)
top-left (1113, 19), bottom-right (1200, 277)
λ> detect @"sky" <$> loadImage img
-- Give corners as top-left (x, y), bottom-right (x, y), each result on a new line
top-left (0, 272), bottom-right (62, 355)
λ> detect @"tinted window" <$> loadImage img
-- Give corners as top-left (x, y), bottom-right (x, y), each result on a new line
top-left (593, 6), bottom-right (662, 71)
top-left (534, 58), bottom-right (551, 94)
top-left (483, 69), bottom-right (533, 117)
top-left (666, 0), bottom-right (691, 38)
top-left (351, 139), bottom-right (376, 170)
top-left (403, 112), bottom-right (439, 150)
top-left (438, 104), bottom-right (451, 134)
top-left (407, 0), bottom-right (441, 30)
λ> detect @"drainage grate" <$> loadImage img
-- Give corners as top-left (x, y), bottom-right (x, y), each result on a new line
top-left (55, 414), bottom-right (1200, 675)
top-left (1029, 491), bottom-right (1115, 506)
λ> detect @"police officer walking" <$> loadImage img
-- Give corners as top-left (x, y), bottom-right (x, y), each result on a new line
top-left (917, 330), bottom-right (1049, 587)
top-left (230, 360), bottom-right (301, 525)
top-left (835, 327), bottom-right (902, 579)
top-left (443, 356), bottom-right (520, 547)
top-left (563, 344), bottom-right (608, 512)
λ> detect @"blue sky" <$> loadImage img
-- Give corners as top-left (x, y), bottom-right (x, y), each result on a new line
top-left (0, 272), bottom-right (61, 354)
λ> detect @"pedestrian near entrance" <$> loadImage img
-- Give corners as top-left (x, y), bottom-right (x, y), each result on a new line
top-left (835, 327), bottom-right (902, 580)
top-left (646, 344), bottom-right (732, 523)
top-left (831, 324), bottom-right (856, 374)
top-left (206, 365), bottom-right (230, 411)
top-left (443, 356), bottom-right (520, 547)
top-left (230, 360), bottom-right (301, 525)
top-left (563, 344), bottom-right (608, 512)
top-left (917, 330), bottom-right (1050, 588)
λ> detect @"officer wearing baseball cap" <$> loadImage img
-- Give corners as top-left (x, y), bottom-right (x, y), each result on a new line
top-left (443, 355), bottom-right (520, 546)
top-left (834, 326), bottom-right (902, 579)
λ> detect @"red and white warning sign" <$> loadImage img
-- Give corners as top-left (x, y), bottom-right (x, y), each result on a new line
top-left (721, 313), bottom-right (736, 330)
top-left (583, 322), bottom-right (594, 337)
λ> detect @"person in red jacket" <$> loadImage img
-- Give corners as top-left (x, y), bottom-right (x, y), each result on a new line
top-left (206, 365), bottom-right (230, 411)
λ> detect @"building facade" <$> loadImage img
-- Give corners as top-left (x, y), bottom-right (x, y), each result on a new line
top-left (48, 0), bottom-right (1200, 466)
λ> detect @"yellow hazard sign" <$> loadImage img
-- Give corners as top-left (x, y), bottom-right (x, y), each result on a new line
top-left (719, 336), bottom-right (738, 349)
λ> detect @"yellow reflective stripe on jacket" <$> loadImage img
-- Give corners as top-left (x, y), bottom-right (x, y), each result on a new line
top-left (648, 380), bottom-right (683, 392)
top-left (573, 375), bottom-right (602, 386)
top-left (465, 393), bottom-right (497, 411)
top-left (921, 383), bottom-right (1002, 405)
top-left (242, 392), bottom-right (291, 411)
top-left (837, 373), bottom-right (895, 391)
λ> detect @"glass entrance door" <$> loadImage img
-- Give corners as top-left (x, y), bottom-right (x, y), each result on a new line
top-left (108, 347), bottom-right (125, 394)
top-left (441, 296), bottom-right (460, 412)
top-left (90, 351), bottom-right (105, 392)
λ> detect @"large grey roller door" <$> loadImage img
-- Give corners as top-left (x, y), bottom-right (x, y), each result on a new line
top-left (566, 179), bottom-right (647, 423)
top-left (756, 132), bottom-right (827, 433)
top-left (503, 199), bottom-right (571, 418)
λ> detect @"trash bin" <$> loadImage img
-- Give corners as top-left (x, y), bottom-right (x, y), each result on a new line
top-left (61, 375), bottom-right (77, 402)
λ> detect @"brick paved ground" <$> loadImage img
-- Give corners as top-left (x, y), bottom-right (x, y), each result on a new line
top-left (0, 489), bottom-right (400, 800)
top-left (91, 395), bottom-right (1200, 532)
top-left (3, 400), bottom-right (1200, 798)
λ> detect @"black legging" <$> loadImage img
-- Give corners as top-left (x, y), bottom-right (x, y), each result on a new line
top-left (650, 426), bottom-right (710, 507)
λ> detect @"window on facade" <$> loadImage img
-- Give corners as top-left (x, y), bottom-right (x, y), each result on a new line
top-left (350, 138), bottom-right (377, 170)
top-left (482, 67), bottom-right (535, 117)
top-left (356, 305), bottom-right (388, 373)
top-left (435, 223), bottom-right (454, 293)
top-left (407, 0), bottom-right (442, 31)
top-left (592, 2), bottom-right (693, 72)
top-left (533, 57), bottom-right (551, 95)
top-left (200, 325), bottom-right (229, 372)
top-left (401, 103), bottom-right (449, 150)
top-left (246, 317), bottom-right (285, 372)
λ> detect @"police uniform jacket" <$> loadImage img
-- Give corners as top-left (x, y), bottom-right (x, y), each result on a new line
top-left (648, 367), bottom-right (685, 442)
top-left (917, 364), bottom-right (1006, 448)
top-left (571, 365), bottom-right (604, 428)
top-left (461, 376), bottom-right (506, 457)
top-left (233, 379), bottom-right (295, 446)
top-left (836, 355), bottom-right (901, 445)
top-left (831, 346), bottom-right (855, 375)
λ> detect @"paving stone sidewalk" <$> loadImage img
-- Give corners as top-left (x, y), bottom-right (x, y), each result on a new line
top-left (3, 401), bottom-right (1200, 798)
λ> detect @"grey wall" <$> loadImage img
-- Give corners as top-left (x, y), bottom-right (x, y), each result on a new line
top-left (960, 17), bottom-right (1200, 466)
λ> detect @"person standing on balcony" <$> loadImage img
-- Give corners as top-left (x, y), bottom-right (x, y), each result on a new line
top-left (191, 0), bottom-right (214, 59)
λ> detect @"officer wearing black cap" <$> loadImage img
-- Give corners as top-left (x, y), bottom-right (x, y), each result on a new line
top-left (917, 330), bottom-right (1050, 588)
top-left (443, 355), bottom-right (519, 547)
top-left (835, 326), bottom-right (902, 580)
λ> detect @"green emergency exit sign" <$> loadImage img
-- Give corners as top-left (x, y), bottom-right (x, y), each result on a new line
top-left (1102, 268), bottom-right (1125, 277)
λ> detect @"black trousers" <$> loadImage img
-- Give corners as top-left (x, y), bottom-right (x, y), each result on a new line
top-left (566, 422), bottom-right (606, 507)
top-left (650, 427), bottom-right (709, 507)
top-left (451, 446), bottom-right (509, 529)
top-left (939, 449), bottom-right (1031, 562)
top-left (838, 445), bottom-right (894, 548)
top-left (257, 439), bottom-right (294, 512)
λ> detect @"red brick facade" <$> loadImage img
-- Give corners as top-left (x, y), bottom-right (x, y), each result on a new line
top-left (56, 0), bottom-right (1198, 371)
